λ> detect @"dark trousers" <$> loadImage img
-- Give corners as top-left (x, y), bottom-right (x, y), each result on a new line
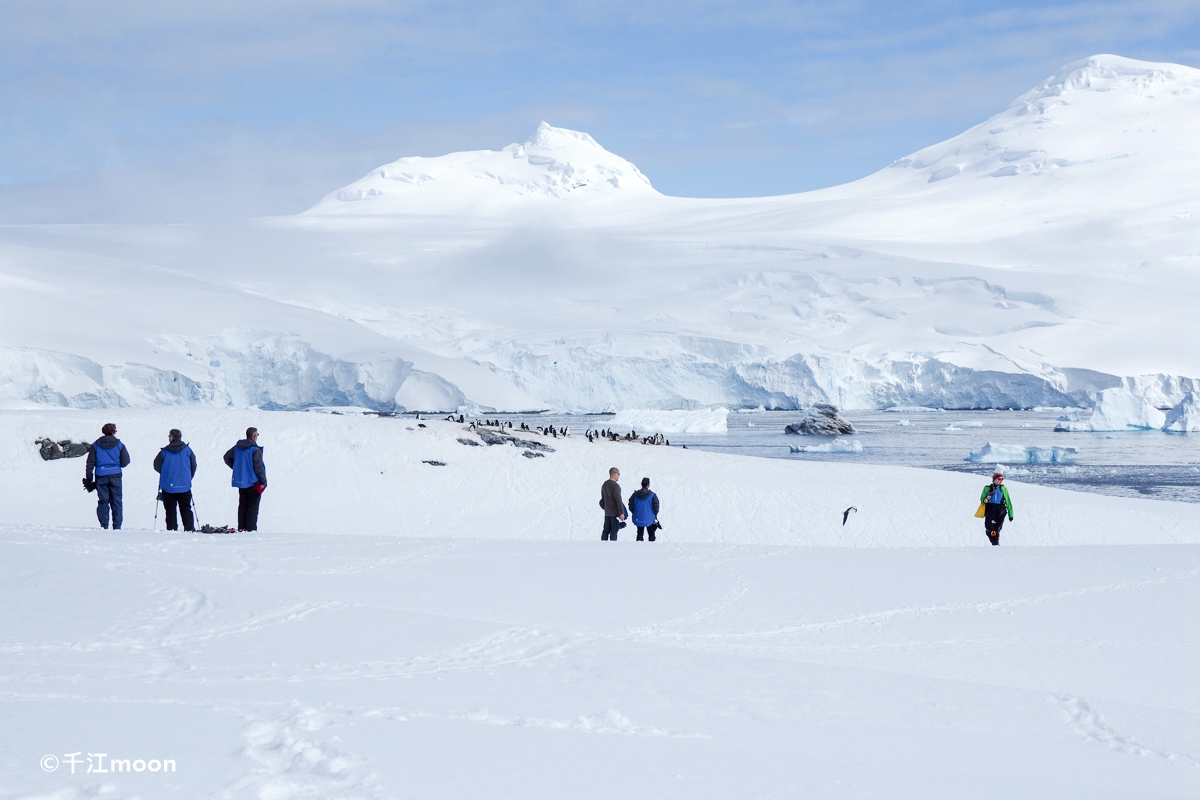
top-left (238, 487), bottom-right (262, 531)
top-left (96, 475), bottom-right (123, 530)
top-left (163, 491), bottom-right (195, 531)
top-left (636, 524), bottom-right (660, 542)
top-left (602, 515), bottom-right (621, 541)
top-left (984, 503), bottom-right (1007, 544)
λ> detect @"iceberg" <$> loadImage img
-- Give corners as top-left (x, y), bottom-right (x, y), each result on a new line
top-left (610, 408), bottom-right (728, 434)
top-left (791, 440), bottom-right (863, 454)
top-left (1163, 392), bottom-right (1200, 432)
top-left (965, 442), bottom-right (1078, 464)
top-left (1057, 387), bottom-right (1166, 431)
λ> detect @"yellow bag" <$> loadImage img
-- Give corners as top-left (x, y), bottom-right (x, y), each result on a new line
top-left (974, 503), bottom-right (987, 518)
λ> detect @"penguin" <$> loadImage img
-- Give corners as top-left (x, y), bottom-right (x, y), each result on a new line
top-left (842, 507), bottom-right (857, 526)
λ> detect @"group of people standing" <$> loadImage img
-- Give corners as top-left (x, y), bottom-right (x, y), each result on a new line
top-left (600, 467), bottom-right (662, 541)
top-left (602, 466), bottom-right (1015, 546)
top-left (82, 423), bottom-right (268, 532)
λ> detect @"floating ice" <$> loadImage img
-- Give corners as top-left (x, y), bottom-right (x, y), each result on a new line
top-left (1056, 388), bottom-right (1166, 431)
top-left (1163, 393), bottom-right (1200, 432)
top-left (791, 440), bottom-right (863, 454)
top-left (610, 408), bottom-right (728, 433)
top-left (966, 442), bottom-right (1078, 464)
top-left (896, 420), bottom-right (912, 426)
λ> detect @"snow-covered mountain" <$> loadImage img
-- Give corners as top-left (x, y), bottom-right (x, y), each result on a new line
top-left (2, 55), bottom-right (1199, 412)
top-left (306, 122), bottom-right (658, 215)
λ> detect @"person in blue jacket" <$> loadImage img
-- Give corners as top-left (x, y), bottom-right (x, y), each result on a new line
top-left (628, 477), bottom-right (661, 542)
top-left (153, 429), bottom-right (197, 532)
top-left (85, 422), bottom-right (131, 530)
top-left (224, 427), bottom-right (267, 531)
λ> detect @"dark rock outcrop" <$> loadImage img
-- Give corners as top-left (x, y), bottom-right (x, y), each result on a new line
top-left (37, 439), bottom-right (91, 460)
top-left (784, 405), bottom-right (856, 435)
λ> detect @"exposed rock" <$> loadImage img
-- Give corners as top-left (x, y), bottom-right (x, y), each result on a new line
top-left (522, 451), bottom-right (545, 459)
top-left (784, 405), bottom-right (856, 435)
top-left (511, 438), bottom-right (555, 453)
top-left (37, 438), bottom-right (91, 460)
top-left (422, 460), bottom-right (447, 466)
top-left (478, 431), bottom-right (510, 446)
top-left (456, 437), bottom-right (482, 446)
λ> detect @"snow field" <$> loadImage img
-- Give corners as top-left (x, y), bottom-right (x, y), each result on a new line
top-left (6, 408), bottom-right (1200, 797)
top-left (4, 408), bottom-right (1199, 546)
top-left (3, 530), bottom-right (1200, 798)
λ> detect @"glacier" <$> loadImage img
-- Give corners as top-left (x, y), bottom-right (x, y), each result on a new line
top-left (2, 55), bottom-right (1199, 413)
top-left (609, 408), bottom-right (729, 434)
top-left (1054, 387), bottom-right (1168, 431)
top-left (1163, 392), bottom-right (1200, 432)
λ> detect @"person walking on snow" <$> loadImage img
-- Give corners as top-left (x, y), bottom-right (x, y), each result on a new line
top-left (628, 477), bottom-right (661, 542)
top-left (980, 472), bottom-right (1014, 546)
top-left (600, 467), bottom-right (626, 541)
top-left (153, 429), bottom-right (197, 532)
top-left (224, 427), bottom-right (267, 531)
top-left (85, 422), bottom-right (130, 530)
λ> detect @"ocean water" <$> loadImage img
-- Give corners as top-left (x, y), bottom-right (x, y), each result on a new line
top-left (483, 409), bottom-right (1200, 503)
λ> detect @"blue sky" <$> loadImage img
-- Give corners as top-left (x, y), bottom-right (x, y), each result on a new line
top-left (1, 0), bottom-right (1198, 222)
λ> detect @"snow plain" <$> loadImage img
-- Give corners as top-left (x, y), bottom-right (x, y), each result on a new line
top-left (4, 409), bottom-right (1200, 798)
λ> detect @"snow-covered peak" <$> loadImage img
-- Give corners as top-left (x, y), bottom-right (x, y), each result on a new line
top-left (1013, 54), bottom-right (1200, 110)
top-left (305, 122), bottom-right (657, 215)
top-left (875, 55), bottom-right (1200, 191)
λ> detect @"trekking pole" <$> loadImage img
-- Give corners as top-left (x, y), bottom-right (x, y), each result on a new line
top-left (191, 496), bottom-right (200, 530)
top-left (153, 491), bottom-right (161, 532)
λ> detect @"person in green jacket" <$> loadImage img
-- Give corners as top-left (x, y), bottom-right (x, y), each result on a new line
top-left (980, 472), bottom-right (1014, 546)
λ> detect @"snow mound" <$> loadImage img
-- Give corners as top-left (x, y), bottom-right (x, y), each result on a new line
top-left (610, 408), bottom-right (728, 433)
top-left (1163, 392), bottom-right (1200, 432)
top-left (791, 440), bottom-right (863, 454)
top-left (306, 122), bottom-right (658, 214)
top-left (966, 442), bottom-right (1078, 464)
top-left (1058, 387), bottom-right (1167, 431)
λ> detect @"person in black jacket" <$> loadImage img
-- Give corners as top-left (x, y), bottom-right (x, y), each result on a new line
top-left (600, 467), bottom-right (625, 541)
top-left (85, 422), bottom-right (130, 530)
